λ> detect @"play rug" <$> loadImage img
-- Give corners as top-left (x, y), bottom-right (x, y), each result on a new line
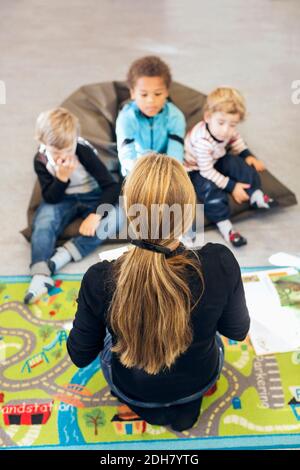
top-left (0, 272), bottom-right (299, 450)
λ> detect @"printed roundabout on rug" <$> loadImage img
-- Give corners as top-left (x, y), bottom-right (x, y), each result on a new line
top-left (0, 272), bottom-right (299, 450)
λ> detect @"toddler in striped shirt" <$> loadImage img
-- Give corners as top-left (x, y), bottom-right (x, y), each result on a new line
top-left (184, 87), bottom-right (275, 247)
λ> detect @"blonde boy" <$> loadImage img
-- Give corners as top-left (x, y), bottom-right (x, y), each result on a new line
top-left (184, 87), bottom-right (275, 247)
top-left (24, 108), bottom-right (121, 303)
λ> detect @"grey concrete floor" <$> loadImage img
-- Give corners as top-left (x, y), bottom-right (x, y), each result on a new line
top-left (0, 0), bottom-right (299, 275)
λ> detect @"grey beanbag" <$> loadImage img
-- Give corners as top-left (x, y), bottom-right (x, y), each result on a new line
top-left (21, 81), bottom-right (297, 242)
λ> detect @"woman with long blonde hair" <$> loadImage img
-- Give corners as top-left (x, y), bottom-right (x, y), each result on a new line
top-left (68, 153), bottom-right (249, 431)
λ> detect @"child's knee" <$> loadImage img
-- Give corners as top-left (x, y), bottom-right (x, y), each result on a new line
top-left (33, 204), bottom-right (59, 230)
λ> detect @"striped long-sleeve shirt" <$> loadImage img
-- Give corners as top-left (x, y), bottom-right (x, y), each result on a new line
top-left (184, 121), bottom-right (251, 192)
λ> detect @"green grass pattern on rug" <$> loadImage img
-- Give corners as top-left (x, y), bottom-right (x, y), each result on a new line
top-left (0, 275), bottom-right (300, 449)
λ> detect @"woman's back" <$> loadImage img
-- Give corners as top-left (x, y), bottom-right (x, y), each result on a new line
top-left (67, 242), bottom-right (249, 403)
top-left (67, 152), bottom-right (250, 432)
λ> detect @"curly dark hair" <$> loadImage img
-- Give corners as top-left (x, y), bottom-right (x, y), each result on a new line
top-left (127, 56), bottom-right (172, 89)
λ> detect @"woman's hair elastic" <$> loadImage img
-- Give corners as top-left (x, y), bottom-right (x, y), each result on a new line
top-left (129, 239), bottom-right (185, 258)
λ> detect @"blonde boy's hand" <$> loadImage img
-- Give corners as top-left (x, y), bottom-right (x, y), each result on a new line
top-left (56, 156), bottom-right (78, 182)
top-left (245, 155), bottom-right (266, 172)
top-left (232, 182), bottom-right (250, 204)
top-left (79, 213), bottom-right (102, 237)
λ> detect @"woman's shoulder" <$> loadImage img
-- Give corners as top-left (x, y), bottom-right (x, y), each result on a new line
top-left (81, 260), bottom-right (114, 292)
top-left (193, 242), bottom-right (239, 274)
top-left (84, 260), bottom-right (114, 280)
top-left (78, 260), bottom-right (116, 310)
top-left (194, 241), bottom-right (232, 257)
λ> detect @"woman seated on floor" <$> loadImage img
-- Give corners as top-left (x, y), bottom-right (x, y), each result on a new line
top-left (67, 152), bottom-right (250, 432)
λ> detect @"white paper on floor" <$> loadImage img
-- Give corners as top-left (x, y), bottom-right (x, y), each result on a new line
top-left (98, 245), bottom-right (131, 262)
top-left (269, 252), bottom-right (300, 269)
top-left (242, 267), bottom-right (300, 355)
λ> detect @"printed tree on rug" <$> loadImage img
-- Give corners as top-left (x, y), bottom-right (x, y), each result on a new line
top-left (84, 408), bottom-right (106, 436)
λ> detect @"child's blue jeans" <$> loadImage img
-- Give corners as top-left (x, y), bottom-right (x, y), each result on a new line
top-left (30, 189), bottom-right (124, 275)
top-left (189, 153), bottom-right (261, 223)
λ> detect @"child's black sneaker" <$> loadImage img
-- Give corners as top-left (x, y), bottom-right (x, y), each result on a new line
top-left (47, 259), bottom-right (56, 275)
top-left (263, 194), bottom-right (278, 208)
top-left (24, 274), bottom-right (54, 304)
top-left (229, 230), bottom-right (247, 247)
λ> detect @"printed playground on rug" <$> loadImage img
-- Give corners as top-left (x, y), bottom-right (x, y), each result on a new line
top-left (0, 273), bottom-right (299, 450)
